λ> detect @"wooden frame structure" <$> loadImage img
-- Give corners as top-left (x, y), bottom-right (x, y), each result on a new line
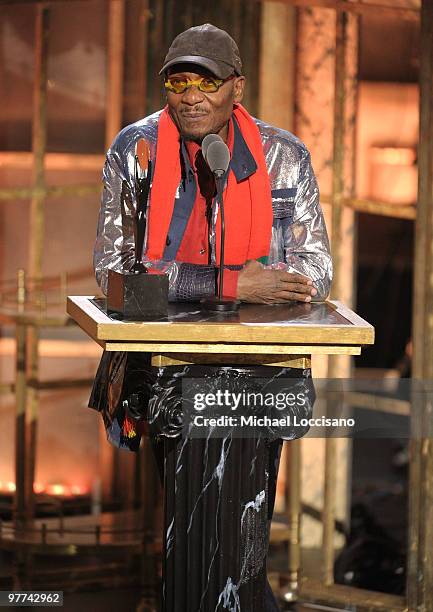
top-left (0, 0), bottom-right (147, 592)
top-left (281, 1), bottom-right (429, 612)
top-left (0, 0), bottom-right (431, 610)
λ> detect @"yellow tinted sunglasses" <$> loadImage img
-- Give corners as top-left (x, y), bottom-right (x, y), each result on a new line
top-left (164, 75), bottom-right (234, 94)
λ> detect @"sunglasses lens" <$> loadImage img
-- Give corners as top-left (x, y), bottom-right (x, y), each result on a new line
top-left (165, 77), bottom-right (225, 94)
top-left (166, 78), bottom-right (188, 93)
top-left (198, 78), bottom-right (219, 93)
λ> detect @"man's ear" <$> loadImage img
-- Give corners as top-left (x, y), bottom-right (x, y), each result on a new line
top-left (233, 76), bottom-right (245, 103)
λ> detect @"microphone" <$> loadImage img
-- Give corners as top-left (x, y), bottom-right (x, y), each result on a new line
top-left (201, 133), bottom-right (221, 160)
top-left (205, 140), bottom-right (231, 178)
top-left (202, 134), bottom-right (230, 177)
top-left (200, 134), bottom-right (240, 313)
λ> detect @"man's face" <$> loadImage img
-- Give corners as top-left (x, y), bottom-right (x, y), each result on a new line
top-left (165, 64), bottom-right (245, 143)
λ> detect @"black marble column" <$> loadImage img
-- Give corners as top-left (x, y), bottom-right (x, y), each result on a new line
top-left (155, 434), bottom-right (281, 612)
top-left (147, 364), bottom-right (314, 612)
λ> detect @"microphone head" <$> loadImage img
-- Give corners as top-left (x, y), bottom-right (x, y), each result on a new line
top-left (206, 140), bottom-right (230, 177)
top-left (201, 133), bottom-right (221, 159)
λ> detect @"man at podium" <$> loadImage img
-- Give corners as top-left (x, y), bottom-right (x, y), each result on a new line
top-left (91, 23), bottom-right (332, 612)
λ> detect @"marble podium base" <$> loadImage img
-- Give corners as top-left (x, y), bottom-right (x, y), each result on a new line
top-left (151, 434), bottom-right (283, 612)
top-left (146, 363), bottom-right (314, 612)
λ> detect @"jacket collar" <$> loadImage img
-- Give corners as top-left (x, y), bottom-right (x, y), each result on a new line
top-left (230, 116), bottom-right (257, 182)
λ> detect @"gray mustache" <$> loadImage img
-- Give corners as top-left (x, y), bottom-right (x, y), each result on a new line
top-left (180, 107), bottom-right (208, 114)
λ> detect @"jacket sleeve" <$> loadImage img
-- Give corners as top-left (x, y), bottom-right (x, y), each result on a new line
top-left (93, 151), bottom-right (217, 301)
top-left (94, 151), bottom-right (134, 294)
top-left (268, 149), bottom-right (333, 300)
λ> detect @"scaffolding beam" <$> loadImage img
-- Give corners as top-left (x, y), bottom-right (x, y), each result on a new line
top-left (262, 0), bottom-right (419, 19)
top-left (28, 4), bottom-right (49, 284)
top-left (106, 0), bottom-right (125, 149)
top-left (408, 0), bottom-right (433, 607)
top-left (100, 0), bottom-right (126, 505)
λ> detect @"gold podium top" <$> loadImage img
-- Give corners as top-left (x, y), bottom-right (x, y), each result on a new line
top-left (66, 296), bottom-right (374, 357)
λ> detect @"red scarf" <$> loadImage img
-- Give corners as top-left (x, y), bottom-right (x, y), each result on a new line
top-left (145, 104), bottom-right (273, 265)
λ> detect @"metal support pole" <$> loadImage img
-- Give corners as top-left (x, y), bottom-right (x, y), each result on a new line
top-left (28, 3), bottom-right (49, 284)
top-left (408, 0), bottom-right (433, 608)
top-left (135, 0), bottom-right (150, 119)
top-left (23, 2), bottom-right (50, 525)
top-left (258, 1), bottom-right (296, 132)
top-left (25, 325), bottom-right (39, 521)
top-left (149, 0), bottom-right (164, 113)
top-left (106, 0), bottom-right (125, 149)
top-left (282, 439), bottom-right (302, 603)
top-left (100, 0), bottom-right (126, 505)
top-left (323, 10), bottom-right (348, 587)
top-left (14, 323), bottom-right (27, 529)
top-left (14, 270), bottom-right (27, 530)
top-left (330, 11), bottom-right (347, 299)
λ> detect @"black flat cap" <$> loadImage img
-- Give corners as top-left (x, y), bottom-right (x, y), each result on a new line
top-left (159, 23), bottom-right (242, 79)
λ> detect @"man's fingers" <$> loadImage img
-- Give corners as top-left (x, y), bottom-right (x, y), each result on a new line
top-left (277, 271), bottom-right (313, 285)
top-left (273, 279), bottom-right (317, 296)
top-left (270, 290), bottom-right (314, 303)
top-left (278, 282), bottom-right (315, 294)
top-left (237, 262), bottom-right (318, 303)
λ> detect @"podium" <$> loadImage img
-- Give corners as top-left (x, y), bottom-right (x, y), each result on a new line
top-left (67, 297), bottom-right (372, 362)
top-left (67, 296), bottom-right (374, 610)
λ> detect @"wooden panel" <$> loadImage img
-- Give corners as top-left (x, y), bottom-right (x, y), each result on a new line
top-left (103, 342), bottom-right (361, 356)
top-left (150, 353), bottom-right (311, 368)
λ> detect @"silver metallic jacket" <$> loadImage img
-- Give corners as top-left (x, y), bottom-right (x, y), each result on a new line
top-left (94, 109), bottom-right (332, 300)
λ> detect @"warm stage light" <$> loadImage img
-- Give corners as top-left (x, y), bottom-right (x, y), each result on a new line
top-left (33, 482), bottom-right (45, 494)
top-left (0, 481), bottom-right (88, 497)
top-left (0, 481), bottom-right (17, 493)
top-left (45, 484), bottom-right (70, 496)
top-left (44, 483), bottom-right (88, 497)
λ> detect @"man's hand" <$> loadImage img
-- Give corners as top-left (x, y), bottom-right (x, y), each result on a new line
top-left (237, 260), bottom-right (318, 304)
